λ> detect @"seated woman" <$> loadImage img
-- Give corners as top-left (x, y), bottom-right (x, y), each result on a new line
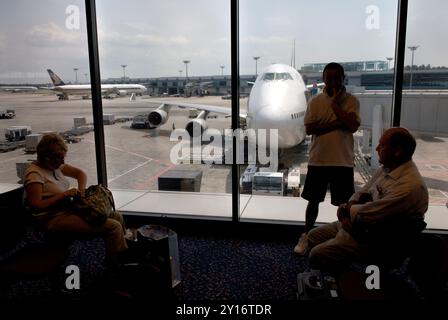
top-left (23, 133), bottom-right (127, 263)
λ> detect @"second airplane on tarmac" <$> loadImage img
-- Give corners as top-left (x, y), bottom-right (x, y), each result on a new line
top-left (46, 69), bottom-right (147, 100)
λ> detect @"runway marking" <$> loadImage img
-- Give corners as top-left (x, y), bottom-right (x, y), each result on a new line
top-left (84, 139), bottom-right (175, 185)
top-left (84, 138), bottom-right (173, 166)
top-left (133, 163), bottom-right (177, 190)
top-left (440, 190), bottom-right (448, 199)
top-left (85, 139), bottom-right (154, 160)
top-left (108, 159), bottom-right (153, 183)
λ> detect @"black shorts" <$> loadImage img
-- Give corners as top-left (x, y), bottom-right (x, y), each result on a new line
top-left (301, 166), bottom-right (354, 206)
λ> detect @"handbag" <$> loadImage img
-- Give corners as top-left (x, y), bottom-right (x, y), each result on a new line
top-left (71, 184), bottom-right (116, 226)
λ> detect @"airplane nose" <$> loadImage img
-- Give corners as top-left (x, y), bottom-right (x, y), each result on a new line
top-left (251, 105), bottom-right (297, 148)
top-left (253, 106), bottom-right (283, 129)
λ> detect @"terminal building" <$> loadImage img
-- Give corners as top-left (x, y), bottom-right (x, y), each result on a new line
top-left (103, 61), bottom-right (448, 95)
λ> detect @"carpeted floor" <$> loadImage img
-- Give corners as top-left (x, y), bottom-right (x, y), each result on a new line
top-left (174, 235), bottom-right (309, 300)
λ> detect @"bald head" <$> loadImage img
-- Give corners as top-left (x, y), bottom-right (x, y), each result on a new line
top-left (377, 127), bottom-right (416, 168)
top-left (384, 127), bottom-right (416, 161)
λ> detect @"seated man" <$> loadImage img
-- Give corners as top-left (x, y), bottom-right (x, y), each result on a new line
top-left (307, 127), bottom-right (428, 271)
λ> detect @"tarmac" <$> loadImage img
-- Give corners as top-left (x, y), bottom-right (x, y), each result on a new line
top-left (0, 91), bottom-right (447, 208)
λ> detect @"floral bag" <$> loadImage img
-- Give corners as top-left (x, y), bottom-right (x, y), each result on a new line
top-left (72, 184), bottom-right (115, 226)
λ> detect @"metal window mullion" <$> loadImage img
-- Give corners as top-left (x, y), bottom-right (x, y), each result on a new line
top-left (85, 0), bottom-right (108, 186)
top-left (231, 0), bottom-right (240, 223)
top-left (392, 0), bottom-right (408, 127)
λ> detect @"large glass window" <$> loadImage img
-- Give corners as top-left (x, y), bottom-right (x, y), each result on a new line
top-left (3, 1), bottom-right (445, 229)
top-left (403, 0), bottom-right (448, 213)
top-left (239, 0), bottom-right (398, 222)
top-left (0, 1), bottom-right (97, 187)
top-left (96, 0), bottom-right (232, 218)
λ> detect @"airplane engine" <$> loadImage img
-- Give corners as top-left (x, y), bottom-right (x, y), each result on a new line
top-left (118, 90), bottom-right (128, 96)
top-left (148, 109), bottom-right (169, 127)
top-left (185, 118), bottom-right (208, 137)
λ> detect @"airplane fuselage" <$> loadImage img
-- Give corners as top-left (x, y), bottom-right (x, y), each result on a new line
top-left (247, 64), bottom-right (307, 149)
top-left (53, 84), bottom-right (147, 96)
top-left (143, 64), bottom-right (310, 150)
top-left (0, 86), bottom-right (38, 93)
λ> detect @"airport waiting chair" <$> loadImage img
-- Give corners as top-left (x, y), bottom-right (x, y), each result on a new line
top-left (335, 218), bottom-right (429, 300)
top-left (407, 233), bottom-right (448, 300)
top-left (352, 217), bottom-right (427, 270)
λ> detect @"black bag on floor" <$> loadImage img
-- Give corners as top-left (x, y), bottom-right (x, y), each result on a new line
top-left (111, 261), bottom-right (173, 301)
top-left (297, 270), bottom-right (339, 301)
top-left (107, 228), bottom-right (175, 301)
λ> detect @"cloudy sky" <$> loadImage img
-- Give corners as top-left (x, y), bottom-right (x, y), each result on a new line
top-left (0, 0), bottom-right (447, 84)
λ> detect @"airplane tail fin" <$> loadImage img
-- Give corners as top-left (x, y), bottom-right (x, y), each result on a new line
top-left (47, 69), bottom-right (65, 86)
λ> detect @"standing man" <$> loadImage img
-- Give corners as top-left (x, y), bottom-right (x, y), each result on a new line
top-left (294, 62), bottom-right (361, 255)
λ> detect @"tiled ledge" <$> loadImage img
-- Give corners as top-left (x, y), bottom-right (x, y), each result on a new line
top-left (111, 189), bottom-right (448, 231)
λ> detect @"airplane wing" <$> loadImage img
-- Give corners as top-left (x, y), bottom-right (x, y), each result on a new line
top-left (148, 100), bottom-right (247, 119)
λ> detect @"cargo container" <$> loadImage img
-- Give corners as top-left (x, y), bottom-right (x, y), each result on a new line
top-left (158, 169), bottom-right (202, 192)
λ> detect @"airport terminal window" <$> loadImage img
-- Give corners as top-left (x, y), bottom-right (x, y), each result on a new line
top-left (239, 0), bottom-right (399, 222)
top-left (0, 1), bottom-right (98, 187)
top-left (402, 0), bottom-right (448, 210)
top-left (96, 0), bottom-right (232, 218)
top-left (3, 1), bottom-right (446, 229)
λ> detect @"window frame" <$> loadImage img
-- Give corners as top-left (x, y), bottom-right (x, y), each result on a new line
top-left (84, 0), bottom-right (420, 225)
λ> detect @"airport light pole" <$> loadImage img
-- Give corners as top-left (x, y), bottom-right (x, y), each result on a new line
top-left (220, 65), bottom-right (225, 76)
top-left (84, 73), bottom-right (88, 83)
top-left (179, 70), bottom-right (183, 77)
top-left (121, 64), bottom-right (127, 81)
top-left (386, 57), bottom-right (393, 71)
top-left (408, 45), bottom-right (419, 90)
top-left (253, 56), bottom-right (260, 77)
top-left (73, 68), bottom-right (79, 83)
top-left (183, 60), bottom-right (190, 80)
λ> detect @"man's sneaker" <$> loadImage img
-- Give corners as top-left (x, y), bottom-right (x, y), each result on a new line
top-left (294, 233), bottom-right (309, 255)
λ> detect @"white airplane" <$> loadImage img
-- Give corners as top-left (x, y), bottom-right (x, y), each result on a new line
top-left (0, 86), bottom-right (38, 93)
top-left (46, 69), bottom-right (147, 100)
top-left (146, 63), bottom-right (321, 149)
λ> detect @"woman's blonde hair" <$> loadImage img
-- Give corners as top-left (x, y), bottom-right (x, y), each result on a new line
top-left (36, 133), bottom-right (68, 162)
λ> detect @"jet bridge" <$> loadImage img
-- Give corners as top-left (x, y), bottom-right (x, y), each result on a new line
top-left (355, 90), bottom-right (448, 137)
top-left (354, 90), bottom-right (448, 170)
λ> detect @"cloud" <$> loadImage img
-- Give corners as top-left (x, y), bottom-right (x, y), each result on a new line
top-left (124, 22), bottom-right (158, 33)
top-left (241, 35), bottom-right (292, 46)
top-left (0, 33), bottom-right (5, 54)
top-left (264, 16), bottom-right (293, 28)
top-left (98, 28), bottom-right (190, 48)
top-left (27, 22), bottom-right (82, 46)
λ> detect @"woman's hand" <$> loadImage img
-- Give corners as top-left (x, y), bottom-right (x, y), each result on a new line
top-left (63, 188), bottom-right (80, 198)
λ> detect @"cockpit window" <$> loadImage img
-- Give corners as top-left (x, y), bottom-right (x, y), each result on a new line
top-left (262, 73), bottom-right (275, 80)
top-left (262, 72), bottom-right (293, 81)
top-left (277, 73), bottom-right (293, 80)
